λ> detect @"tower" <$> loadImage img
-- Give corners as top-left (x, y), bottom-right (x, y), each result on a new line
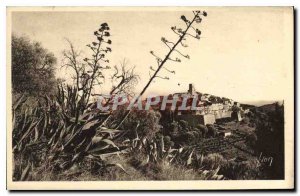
top-left (188, 83), bottom-right (195, 95)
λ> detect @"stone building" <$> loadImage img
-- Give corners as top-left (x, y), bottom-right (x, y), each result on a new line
top-left (217, 130), bottom-right (232, 137)
top-left (175, 84), bottom-right (243, 126)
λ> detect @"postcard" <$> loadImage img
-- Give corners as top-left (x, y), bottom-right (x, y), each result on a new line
top-left (6, 6), bottom-right (294, 190)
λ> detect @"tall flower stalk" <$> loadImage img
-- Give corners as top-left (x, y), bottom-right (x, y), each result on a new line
top-left (115, 10), bottom-right (207, 129)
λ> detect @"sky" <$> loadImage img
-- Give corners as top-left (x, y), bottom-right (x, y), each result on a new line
top-left (11, 7), bottom-right (293, 104)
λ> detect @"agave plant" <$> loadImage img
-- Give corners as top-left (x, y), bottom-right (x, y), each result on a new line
top-left (12, 91), bottom-right (128, 180)
top-left (122, 133), bottom-right (225, 180)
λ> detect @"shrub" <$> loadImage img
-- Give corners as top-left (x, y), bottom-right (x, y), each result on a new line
top-left (196, 124), bottom-right (208, 137)
top-left (184, 132), bottom-right (196, 144)
top-left (219, 158), bottom-right (261, 180)
top-left (202, 153), bottom-right (225, 170)
top-left (163, 135), bottom-right (174, 149)
top-left (178, 120), bottom-right (189, 132)
top-left (164, 121), bottom-right (180, 137)
top-left (246, 133), bottom-right (257, 149)
top-left (12, 35), bottom-right (57, 96)
top-left (111, 106), bottom-right (161, 139)
top-left (207, 124), bottom-right (217, 138)
top-left (241, 117), bottom-right (250, 124)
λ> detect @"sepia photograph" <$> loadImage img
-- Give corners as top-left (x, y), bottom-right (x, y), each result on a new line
top-left (6, 6), bottom-right (294, 190)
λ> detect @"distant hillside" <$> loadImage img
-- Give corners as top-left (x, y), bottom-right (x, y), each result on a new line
top-left (257, 102), bottom-right (283, 113)
top-left (242, 100), bottom-right (283, 107)
top-left (240, 103), bottom-right (255, 110)
top-left (171, 84), bottom-right (282, 109)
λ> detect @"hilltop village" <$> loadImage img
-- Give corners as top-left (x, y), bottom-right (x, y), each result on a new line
top-left (151, 84), bottom-right (248, 127)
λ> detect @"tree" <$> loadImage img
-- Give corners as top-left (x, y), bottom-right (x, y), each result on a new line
top-left (12, 35), bottom-right (57, 96)
top-left (61, 23), bottom-right (112, 114)
top-left (246, 133), bottom-right (257, 149)
top-left (207, 124), bottom-right (217, 138)
top-left (231, 105), bottom-right (241, 112)
top-left (165, 121), bottom-right (180, 138)
top-left (52, 23), bottom-right (141, 164)
top-left (60, 23), bottom-right (139, 119)
top-left (196, 124), bottom-right (208, 138)
top-left (109, 59), bottom-right (139, 98)
top-left (178, 120), bottom-right (189, 132)
top-left (109, 105), bottom-right (161, 139)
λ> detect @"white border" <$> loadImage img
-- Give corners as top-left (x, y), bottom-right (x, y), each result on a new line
top-left (1, 1), bottom-right (298, 194)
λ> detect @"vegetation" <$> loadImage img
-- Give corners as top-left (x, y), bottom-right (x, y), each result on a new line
top-left (12, 35), bottom-right (57, 96)
top-left (252, 102), bottom-right (285, 179)
top-left (11, 10), bottom-right (284, 181)
top-left (12, 11), bottom-right (223, 181)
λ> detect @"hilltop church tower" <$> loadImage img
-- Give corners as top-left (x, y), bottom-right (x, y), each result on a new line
top-left (188, 83), bottom-right (196, 95)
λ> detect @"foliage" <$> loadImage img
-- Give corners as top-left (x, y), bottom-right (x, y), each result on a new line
top-left (196, 124), bottom-right (208, 137)
top-left (178, 120), bottom-right (189, 131)
top-left (12, 95), bottom-right (127, 181)
top-left (61, 23), bottom-right (112, 115)
top-left (124, 134), bottom-right (224, 180)
top-left (10, 12), bottom-right (236, 182)
top-left (207, 124), bottom-right (217, 138)
top-left (109, 106), bottom-right (162, 140)
top-left (245, 132), bottom-right (257, 149)
top-left (231, 105), bottom-right (241, 112)
top-left (12, 35), bottom-right (57, 96)
top-left (59, 23), bottom-right (139, 122)
top-left (219, 158), bottom-right (261, 180)
top-left (202, 153), bottom-right (226, 170)
top-left (253, 102), bottom-right (284, 179)
top-left (110, 59), bottom-right (140, 97)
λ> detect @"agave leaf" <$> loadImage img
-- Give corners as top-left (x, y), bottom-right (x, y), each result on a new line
top-left (13, 94), bottom-right (26, 111)
top-left (58, 124), bottom-right (68, 141)
top-left (64, 163), bottom-right (81, 175)
top-left (198, 154), bottom-right (204, 166)
top-left (59, 161), bottom-right (70, 170)
top-left (131, 140), bottom-right (136, 148)
top-left (32, 107), bottom-right (38, 116)
top-left (89, 144), bottom-right (110, 153)
top-left (178, 147), bottom-right (184, 153)
top-left (75, 138), bottom-right (87, 150)
top-left (106, 163), bottom-right (128, 174)
top-left (160, 136), bottom-right (165, 154)
top-left (71, 152), bottom-right (82, 162)
top-left (211, 174), bottom-right (224, 180)
top-left (20, 109), bottom-right (29, 132)
top-left (20, 162), bottom-right (31, 181)
top-left (145, 155), bottom-right (150, 164)
top-left (122, 139), bottom-right (130, 144)
top-left (90, 146), bottom-right (126, 156)
top-left (211, 166), bottom-right (220, 177)
top-left (101, 139), bottom-right (118, 148)
top-left (91, 136), bottom-right (104, 144)
top-left (34, 126), bottom-right (39, 142)
top-left (19, 118), bottom-right (41, 144)
top-left (168, 149), bottom-right (178, 153)
top-left (63, 129), bottom-right (81, 149)
top-left (84, 140), bottom-right (93, 152)
top-left (89, 139), bottom-right (119, 153)
top-left (142, 138), bottom-right (148, 146)
top-left (48, 131), bottom-right (59, 146)
top-left (78, 111), bottom-right (93, 121)
top-left (42, 113), bottom-right (49, 135)
top-left (81, 119), bottom-right (101, 132)
top-left (202, 170), bottom-right (209, 176)
top-left (97, 128), bottom-right (122, 134)
top-left (187, 149), bottom-right (194, 166)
